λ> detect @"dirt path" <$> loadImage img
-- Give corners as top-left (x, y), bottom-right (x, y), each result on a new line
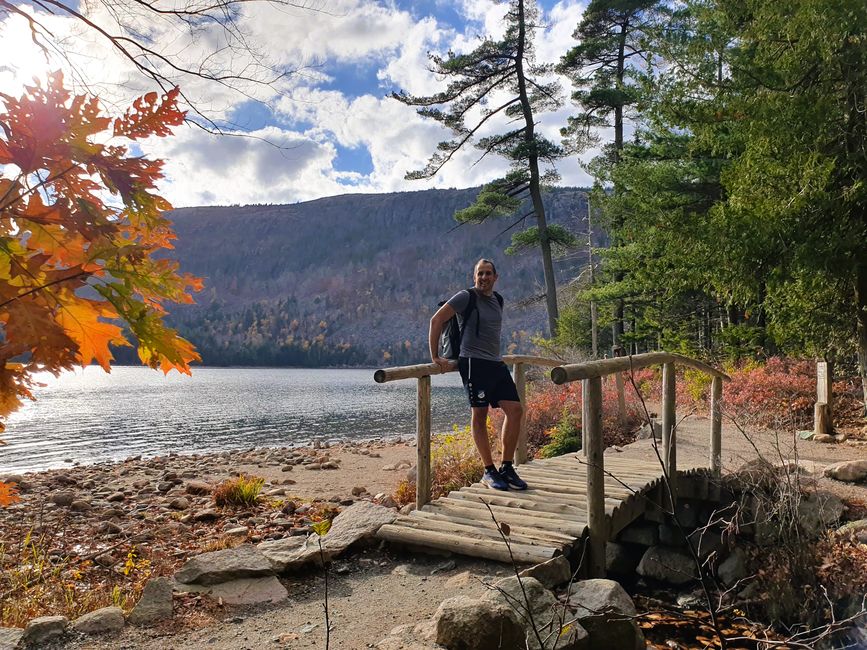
top-left (66, 551), bottom-right (504, 650)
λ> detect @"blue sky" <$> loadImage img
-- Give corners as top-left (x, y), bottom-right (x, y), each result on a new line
top-left (0, 0), bottom-right (596, 206)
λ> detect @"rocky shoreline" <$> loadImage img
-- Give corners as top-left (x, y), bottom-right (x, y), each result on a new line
top-left (0, 440), bottom-right (419, 632)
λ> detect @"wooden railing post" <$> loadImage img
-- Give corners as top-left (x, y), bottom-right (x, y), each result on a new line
top-left (710, 375), bottom-right (723, 476)
top-left (614, 372), bottom-right (628, 433)
top-left (416, 375), bottom-right (432, 508)
top-left (581, 379), bottom-right (589, 457)
top-left (514, 363), bottom-right (528, 465)
top-left (661, 362), bottom-right (677, 504)
top-left (584, 375), bottom-right (606, 578)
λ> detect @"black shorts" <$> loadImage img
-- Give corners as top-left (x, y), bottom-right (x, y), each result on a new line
top-left (458, 357), bottom-right (520, 408)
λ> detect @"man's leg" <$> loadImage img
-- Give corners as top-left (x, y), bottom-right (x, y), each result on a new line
top-left (497, 400), bottom-right (527, 490)
top-left (471, 405), bottom-right (493, 466)
top-left (498, 400), bottom-right (524, 462)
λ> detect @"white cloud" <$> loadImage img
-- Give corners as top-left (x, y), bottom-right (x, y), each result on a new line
top-left (1, 0), bottom-right (597, 206)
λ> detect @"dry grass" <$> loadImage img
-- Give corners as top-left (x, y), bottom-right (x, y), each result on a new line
top-left (0, 532), bottom-right (151, 627)
top-left (394, 422), bottom-right (497, 505)
top-left (212, 474), bottom-right (265, 508)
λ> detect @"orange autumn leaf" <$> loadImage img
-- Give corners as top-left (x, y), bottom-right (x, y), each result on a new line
top-left (56, 300), bottom-right (129, 370)
top-left (0, 481), bottom-right (20, 507)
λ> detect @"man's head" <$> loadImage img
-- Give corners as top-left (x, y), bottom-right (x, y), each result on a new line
top-left (473, 259), bottom-right (498, 295)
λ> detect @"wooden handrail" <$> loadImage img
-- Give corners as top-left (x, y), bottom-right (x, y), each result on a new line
top-left (550, 352), bottom-right (730, 384)
top-left (551, 351), bottom-right (727, 578)
top-left (373, 354), bottom-right (565, 384)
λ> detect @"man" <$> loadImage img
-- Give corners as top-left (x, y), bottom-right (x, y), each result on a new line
top-left (429, 259), bottom-right (527, 491)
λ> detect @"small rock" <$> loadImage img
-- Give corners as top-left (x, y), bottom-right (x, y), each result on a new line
top-left (22, 616), bottom-right (68, 645)
top-left (129, 577), bottom-right (174, 625)
top-left (106, 492), bottom-right (125, 502)
top-left (0, 627), bottom-right (24, 649)
top-left (281, 465), bottom-right (294, 472)
top-left (70, 500), bottom-right (92, 512)
top-left (824, 460), bottom-right (867, 483)
top-left (185, 480), bottom-right (211, 496)
top-left (72, 606), bottom-right (125, 634)
top-left (51, 491), bottom-right (75, 507)
top-left (430, 559), bottom-right (456, 576)
top-left (194, 509), bottom-right (220, 522)
top-left (168, 497), bottom-right (190, 511)
top-left (96, 522), bottom-right (123, 535)
top-left (518, 556), bottom-right (571, 589)
top-left (225, 527), bottom-right (249, 537)
top-left (351, 486), bottom-right (367, 496)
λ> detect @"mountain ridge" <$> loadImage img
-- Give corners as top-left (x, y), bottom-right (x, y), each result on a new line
top-left (134, 186), bottom-right (594, 367)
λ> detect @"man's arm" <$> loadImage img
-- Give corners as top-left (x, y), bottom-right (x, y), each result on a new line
top-left (430, 302), bottom-right (457, 373)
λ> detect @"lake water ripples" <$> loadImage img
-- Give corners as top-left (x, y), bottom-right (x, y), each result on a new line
top-left (0, 367), bottom-right (467, 473)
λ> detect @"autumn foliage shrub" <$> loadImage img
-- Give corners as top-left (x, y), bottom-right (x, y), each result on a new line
top-left (212, 475), bottom-right (264, 507)
top-left (491, 375), bottom-right (647, 459)
top-left (720, 358), bottom-right (817, 429)
top-left (394, 423), bottom-right (497, 505)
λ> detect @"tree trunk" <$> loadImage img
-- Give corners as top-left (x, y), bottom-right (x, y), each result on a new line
top-left (610, 20), bottom-right (628, 354)
top-left (857, 264), bottom-right (867, 416)
top-left (515, 0), bottom-right (558, 335)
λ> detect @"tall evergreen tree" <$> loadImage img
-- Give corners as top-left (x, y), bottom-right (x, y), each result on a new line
top-left (559, 0), bottom-right (664, 352)
top-left (392, 0), bottom-right (569, 336)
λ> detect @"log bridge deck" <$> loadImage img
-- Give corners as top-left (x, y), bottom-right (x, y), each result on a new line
top-left (377, 454), bottom-right (710, 565)
top-left (374, 352), bottom-right (728, 575)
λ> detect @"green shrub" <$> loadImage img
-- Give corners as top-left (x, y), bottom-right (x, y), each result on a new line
top-left (538, 409), bottom-right (582, 458)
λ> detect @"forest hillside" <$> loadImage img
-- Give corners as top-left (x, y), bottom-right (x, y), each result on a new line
top-left (144, 187), bottom-right (593, 366)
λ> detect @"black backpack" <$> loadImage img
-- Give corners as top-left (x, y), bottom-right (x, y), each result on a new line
top-left (438, 288), bottom-right (504, 360)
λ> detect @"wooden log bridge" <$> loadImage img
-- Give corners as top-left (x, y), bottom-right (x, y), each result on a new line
top-left (373, 352), bottom-right (729, 577)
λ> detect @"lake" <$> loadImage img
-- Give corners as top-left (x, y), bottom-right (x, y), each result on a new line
top-left (0, 367), bottom-right (468, 474)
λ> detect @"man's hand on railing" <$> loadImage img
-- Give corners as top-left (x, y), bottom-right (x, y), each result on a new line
top-left (432, 356), bottom-right (453, 374)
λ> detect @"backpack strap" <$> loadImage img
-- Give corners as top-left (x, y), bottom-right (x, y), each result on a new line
top-left (462, 289), bottom-right (503, 339)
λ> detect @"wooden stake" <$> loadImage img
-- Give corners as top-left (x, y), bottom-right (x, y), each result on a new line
top-left (661, 362), bottom-right (677, 504)
top-left (416, 375), bottom-right (431, 508)
top-left (514, 363), bottom-right (528, 465)
top-left (710, 376), bottom-right (722, 476)
top-left (584, 375), bottom-right (606, 578)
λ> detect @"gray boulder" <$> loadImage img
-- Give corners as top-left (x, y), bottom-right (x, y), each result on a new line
top-left (175, 544), bottom-right (274, 585)
top-left (519, 556), bottom-right (572, 589)
top-left (636, 546), bottom-right (698, 585)
top-left (374, 622), bottom-right (441, 650)
top-left (320, 501), bottom-right (397, 552)
top-left (209, 576), bottom-right (288, 605)
top-left (824, 460), bottom-right (867, 483)
top-left (257, 536), bottom-right (320, 572)
top-left (128, 576), bottom-right (174, 625)
top-left (0, 627), bottom-right (23, 650)
top-left (797, 491), bottom-right (844, 536)
top-left (717, 548), bottom-right (748, 587)
top-left (567, 579), bottom-right (645, 650)
top-left (22, 616), bottom-right (67, 646)
top-left (432, 596), bottom-right (525, 650)
top-left (483, 576), bottom-right (588, 650)
top-left (72, 606), bottom-right (124, 634)
top-left (259, 501), bottom-right (396, 572)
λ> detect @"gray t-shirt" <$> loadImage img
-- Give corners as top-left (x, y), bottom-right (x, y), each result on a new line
top-left (446, 289), bottom-right (503, 361)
